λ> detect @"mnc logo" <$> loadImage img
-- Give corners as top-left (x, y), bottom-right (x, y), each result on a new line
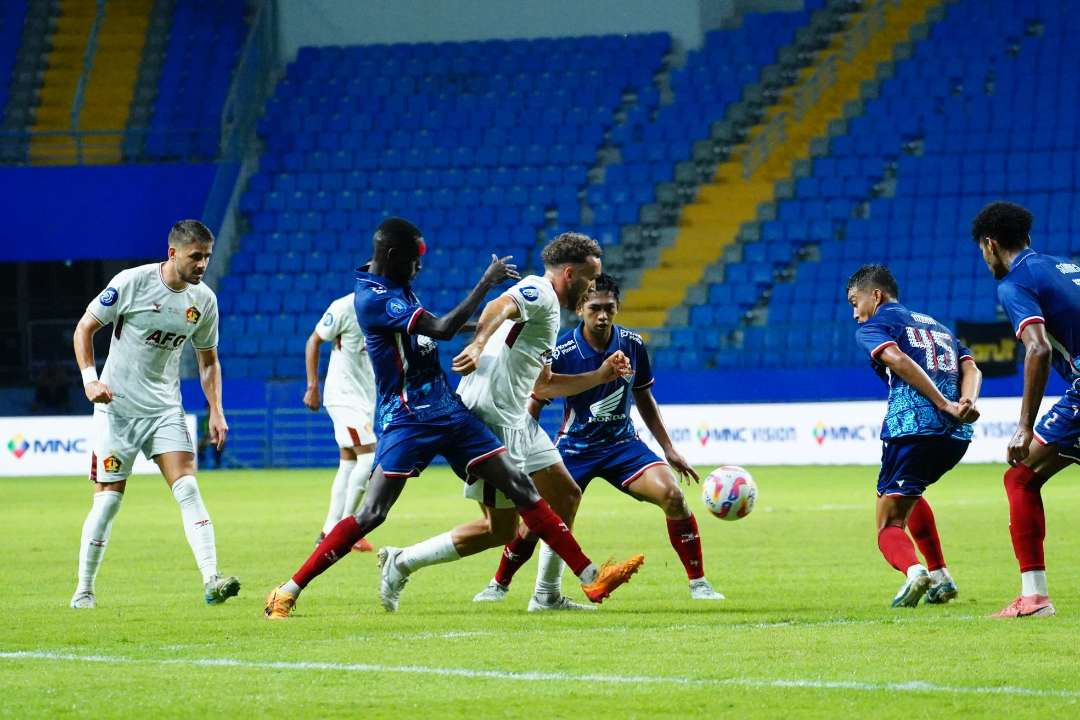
top-left (6, 434), bottom-right (86, 458)
top-left (812, 421), bottom-right (873, 446)
top-left (7, 434), bottom-right (29, 458)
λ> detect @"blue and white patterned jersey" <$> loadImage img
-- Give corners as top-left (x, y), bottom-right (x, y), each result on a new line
top-left (855, 303), bottom-right (974, 441)
top-left (550, 324), bottom-right (655, 454)
top-left (997, 248), bottom-right (1080, 383)
top-left (353, 270), bottom-right (463, 433)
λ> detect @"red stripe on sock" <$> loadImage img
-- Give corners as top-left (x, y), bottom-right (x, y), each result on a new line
top-left (494, 535), bottom-right (538, 587)
top-left (666, 514), bottom-right (704, 580)
top-left (907, 497), bottom-right (946, 571)
top-left (291, 515), bottom-right (364, 589)
top-left (877, 525), bottom-right (919, 574)
top-left (1004, 464), bottom-right (1047, 573)
top-left (517, 499), bottom-right (590, 576)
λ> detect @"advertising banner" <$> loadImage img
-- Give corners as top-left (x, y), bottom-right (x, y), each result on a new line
top-left (631, 397), bottom-right (1059, 466)
top-left (1, 414), bottom-right (198, 477)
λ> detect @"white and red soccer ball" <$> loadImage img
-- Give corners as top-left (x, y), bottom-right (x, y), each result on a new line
top-left (702, 466), bottom-right (756, 520)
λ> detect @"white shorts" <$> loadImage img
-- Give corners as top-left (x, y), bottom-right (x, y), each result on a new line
top-left (326, 405), bottom-right (376, 448)
top-left (91, 409), bottom-right (193, 483)
top-left (464, 418), bottom-right (562, 509)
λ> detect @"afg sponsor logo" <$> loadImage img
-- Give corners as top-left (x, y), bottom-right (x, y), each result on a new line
top-left (812, 420), bottom-right (877, 446)
top-left (6, 433), bottom-right (87, 458)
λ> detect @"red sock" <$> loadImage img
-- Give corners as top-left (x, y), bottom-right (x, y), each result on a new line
top-left (291, 515), bottom-right (365, 589)
top-left (494, 535), bottom-right (538, 587)
top-left (877, 525), bottom-right (919, 574)
top-left (517, 499), bottom-right (591, 576)
top-left (1004, 464), bottom-right (1047, 572)
top-left (907, 497), bottom-right (945, 571)
top-left (666, 514), bottom-right (704, 580)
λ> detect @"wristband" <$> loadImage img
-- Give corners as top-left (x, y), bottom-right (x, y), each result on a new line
top-left (81, 366), bottom-right (98, 386)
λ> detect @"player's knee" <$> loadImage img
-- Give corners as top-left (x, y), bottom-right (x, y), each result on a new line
top-left (170, 475), bottom-right (200, 504)
top-left (354, 503), bottom-right (388, 530)
top-left (659, 483), bottom-right (688, 516)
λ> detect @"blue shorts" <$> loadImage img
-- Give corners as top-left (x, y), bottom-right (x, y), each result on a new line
top-left (373, 407), bottom-right (506, 480)
top-left (877, 436), bottom-right (969, 497)
top-left (559, 438), bottom-right (667, 497)
top-left (1034, 381), bottom-right (1080, 462)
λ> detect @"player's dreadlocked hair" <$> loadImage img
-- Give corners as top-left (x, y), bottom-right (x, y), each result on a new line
top-left (541, 232), bottom-right (602, 267)
top-left (846, 264), bottom-right (900, 301)
top-left (971, 201), bottom-right (1033, 251)
top-left (168, 219), bottom-right (214, 246)
top-left (586, 272), bottom-right (621, 304)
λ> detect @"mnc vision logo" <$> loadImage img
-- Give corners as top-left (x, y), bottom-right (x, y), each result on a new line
top-left (7, 434), bottom-right (29, 458)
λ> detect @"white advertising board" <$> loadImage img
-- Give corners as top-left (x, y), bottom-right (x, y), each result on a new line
top-left (631, 397), bottom-right (1060, 466)
top-left (1, 414), bottom-right (198, 477)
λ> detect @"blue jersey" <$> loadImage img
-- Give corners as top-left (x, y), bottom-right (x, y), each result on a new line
top-left (996, 248), bottom-right (1080, 383)
top-left (353, 270), bottom-right (463, 432)
top-left (550, 324), bottom-right (655, 454)
top-left (855, 303), bottom-right (974, 442)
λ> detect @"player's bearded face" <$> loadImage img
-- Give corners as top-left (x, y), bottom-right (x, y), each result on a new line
top-left (172, 242), bottom-right (212, 284)
top-left (979, 238), bottom-right (1008, 279)
top-left (565, 257), bottom-right (602, 308)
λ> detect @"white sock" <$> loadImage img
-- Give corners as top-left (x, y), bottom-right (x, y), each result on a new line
top-left (322, 459), bottom-right (355, 535)
top-left (929, 567), bottom-right (953, 585)
top-left (280, 579), bottom-right (302, 598)
top-left (397, 532), bottom-right (460, 575)
top-left (342, 454), bottom-right (373, 518)
top-left (171, 475), bottom-right (218, 583)
top-left (1021, 570), bottom-right (1049, 597)
top-left (906, 564), bottom-right (927, 580)
top-left (76, 490), bottom-right (123, 593)
top-left (534, 543), bottom-right (568, 598)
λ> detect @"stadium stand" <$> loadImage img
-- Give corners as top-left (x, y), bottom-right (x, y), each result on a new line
top-left (0, 1), bottom-right (28, 122)
top-left (659, 0), bottom-right (1080, 370)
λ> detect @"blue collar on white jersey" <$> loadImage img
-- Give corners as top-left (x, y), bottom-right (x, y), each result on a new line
top-left (573, 323), bottom-right (620, 358)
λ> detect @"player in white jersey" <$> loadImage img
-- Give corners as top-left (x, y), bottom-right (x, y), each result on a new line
top-left (69, 220), bottom-right (239, 609)
top-left (378, 233), bottom-right (634, 612)
top-left (303, 292), bottom-right (377, 552)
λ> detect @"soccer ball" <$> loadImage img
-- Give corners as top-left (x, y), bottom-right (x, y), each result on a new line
top-left (702, 466), bottom-right (757, 520)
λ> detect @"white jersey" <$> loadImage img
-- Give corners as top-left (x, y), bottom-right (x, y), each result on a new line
top-left (457, 275), bottom-right (560, 428)
top-left (87, 262), bottom-right (218, 417)
top-left (314, 293), bottom-right (376, 413)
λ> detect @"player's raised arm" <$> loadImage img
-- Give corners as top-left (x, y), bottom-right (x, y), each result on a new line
top-left (531, 350), bottom-right (632, 399)
top-left (303, 331), bottom-right (326, 411)
top-left (633, 385), bottom-right (699, 482)
top-left (195, 346), bottom-right (228, 451)
top-left (414, 253), bottom-right (520, 341)
top-left (1009, 321), bottom-right (1053, 463)
top-left (74, 311), bottom-right (112, 404)
top-left (451, 293), bottom-right (520, 375)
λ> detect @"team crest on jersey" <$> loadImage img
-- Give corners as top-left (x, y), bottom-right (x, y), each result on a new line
top-left (322, 312), bottom-right (334, 326)
top-left (102, 455), bottom-right (122, 473)
top-left (99, 287), bottom-right (118, 306)
top-left (518, 286), bottom-right (539, 301)
top-left (185, 306), bottom-right (201, 324)
top-left (386, 298), bottom-right (409, 318)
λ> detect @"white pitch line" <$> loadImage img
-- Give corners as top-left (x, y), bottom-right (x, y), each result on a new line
top-left (1, 650), bottom-right (1078, 699)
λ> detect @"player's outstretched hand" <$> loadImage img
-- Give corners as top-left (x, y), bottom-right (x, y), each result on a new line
top-left (480, 254), bottom-right (521, 287)
top-left (209, 412), bottom-right (229, 451)
top-left (84, 380), bottom-right (113, 404)
top-left (956, 398), bottom-right (980, 423)
top-left (1007, 425), bottom-right (1033, 466)
top-left (665, 448), bottom-right (700, 483)
top-left (452, 342), bottom-right (483, 376)
top-left (303, 384), bottom-right (321, 411)
top-left (599, 350), bottom-right (633, 381)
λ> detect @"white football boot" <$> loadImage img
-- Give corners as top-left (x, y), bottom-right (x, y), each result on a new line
top-left (891, 566), bottom-right (931, 608)
top-left (527, 593), bottom-right (597, 612)
top-left (473, 580), bottom-right (510, 602)
top-left (70, 590), bottom-right (96, 609)
top-left (378, 546), bottom-right (409, 612)
top-left (689, 578), bottom-right (726, 600)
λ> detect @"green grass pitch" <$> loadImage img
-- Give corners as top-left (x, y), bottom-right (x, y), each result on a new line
top-left (2, 464), bottom-right (1079, 718)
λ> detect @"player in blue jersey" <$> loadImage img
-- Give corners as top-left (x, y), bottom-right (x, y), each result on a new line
top-left (847, 265), bottom-right (982, 608)
top-left (472, 274), bottom-right (725, 601)
top-left (264, 218), bottom-right (644, 618)
top-left (971, 201), bottom-right (1080, 617)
